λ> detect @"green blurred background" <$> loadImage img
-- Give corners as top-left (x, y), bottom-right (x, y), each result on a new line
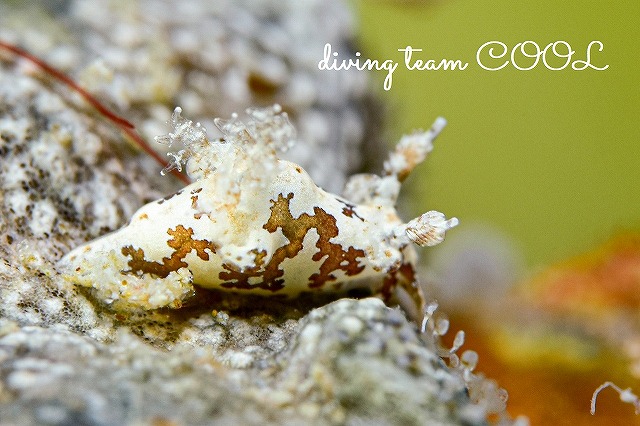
top-left (353, 0), bottom-right (639, 270)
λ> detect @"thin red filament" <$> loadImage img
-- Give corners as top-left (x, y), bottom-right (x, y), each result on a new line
top-left (0, 40), bottom-right (190, 184)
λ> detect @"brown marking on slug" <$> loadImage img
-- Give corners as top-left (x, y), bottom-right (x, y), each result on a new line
top-left (307, 219), bottom-right (365, 289)
top-left (157, 189), bottom-right (184, 205)
top-left (122, 225), bottom-right (218, 278)
top-left (190, 188), bottom-right (203, 208)
top-left (219, 193), bottom-right (365, 292)
top-left (382, 262), bottom-right (416, 298)
top-left (379, 262), bottom-right (423, 311)
top-left (339, 200), bottom-right (365, 222)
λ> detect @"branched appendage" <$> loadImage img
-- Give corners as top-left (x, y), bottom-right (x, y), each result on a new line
top-left (155, 107), bottom-right (209, 176)
top-left (384, 118), bottom-right (458, 247)
top-left (383, 116), bottom-right (447, 182)
top-left (244, 104), bottom-right (296, 153)
top-left (157, 105), bottom-right (296, 185)
top-left (343, 117), bottom-right (448, 208)
top-left (421, 302), bottom-right (514, 420)
top-left (343, 117), bottom-right (458, 256)
top-left (421, 301), bottom-right (467, 360)
top-left (591, 381), bottom-right (640, 415)
top-left (214, 104), bottom-right (295, 157)
top-left (0, 39), bottom-right (190, 184)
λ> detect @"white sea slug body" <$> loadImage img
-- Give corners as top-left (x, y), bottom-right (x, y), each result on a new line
top-left (58, 105), bottom-right (457, 312)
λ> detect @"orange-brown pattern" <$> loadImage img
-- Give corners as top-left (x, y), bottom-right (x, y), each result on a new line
top-left (157, 189), bottom-right (184, 205)
top-left (339, 200), bottom-right (365, 222)
top-left (220, 193), bottom-right (366, 292)
top-left (380, 262), bottom-right (422, 307)
top-left (190, 187), bottom-right (202, 209)
top-left (122, 225), bottom-right (218, 278)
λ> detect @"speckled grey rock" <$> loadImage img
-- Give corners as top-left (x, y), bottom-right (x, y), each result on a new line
top-left (268, 298), bottom-right (484, 425)
top-left (0, 52), bottom-right (155, 339)
top-left (0, 300), bottom-right (493, 426)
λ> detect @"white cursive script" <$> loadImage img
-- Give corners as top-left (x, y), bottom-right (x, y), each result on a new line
top-left (318, 43), bottom-right (398, 91)
top-left (476, 40), bottom-right (608, 71)
top-left (399, 46), bottom-right (468, 71)
top-left (318, 41), bottom-right (608, 90)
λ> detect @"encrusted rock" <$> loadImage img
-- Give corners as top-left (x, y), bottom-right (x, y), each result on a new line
top-left (269, 298), bottom-right (482, 425)
top-left (0, 300), bottom-right (497, 425)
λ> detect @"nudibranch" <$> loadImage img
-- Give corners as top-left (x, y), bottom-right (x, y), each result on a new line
top-left (58, 105), bottom-right (458, 313)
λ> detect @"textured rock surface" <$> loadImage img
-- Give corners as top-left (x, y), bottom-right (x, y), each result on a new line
top-left (0, 299), bottom-right (491, 425)
top-left (0, 2), bottom-right (518, 425)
